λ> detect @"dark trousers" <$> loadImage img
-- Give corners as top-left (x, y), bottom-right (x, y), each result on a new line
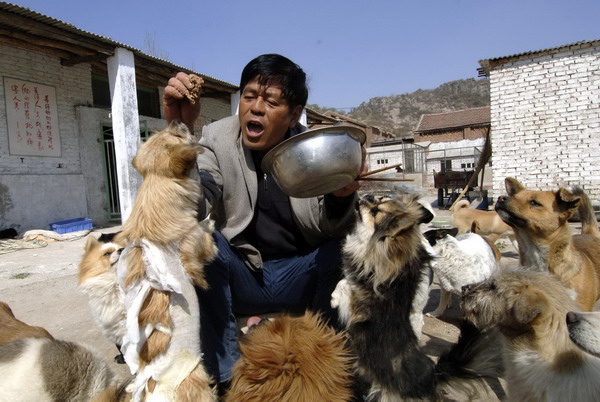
top-left (196, 231), bottom-right (344, 383)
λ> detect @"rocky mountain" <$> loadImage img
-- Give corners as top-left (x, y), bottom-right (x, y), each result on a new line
top-left (309, 78), bottom-right (490, 137)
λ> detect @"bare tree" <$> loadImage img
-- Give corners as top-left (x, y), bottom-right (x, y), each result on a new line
top-left (144, 31), bottom-right (169, 60)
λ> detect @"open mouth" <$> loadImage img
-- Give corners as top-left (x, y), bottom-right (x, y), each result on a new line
top-left (246, 121), bottom-right (264, 137)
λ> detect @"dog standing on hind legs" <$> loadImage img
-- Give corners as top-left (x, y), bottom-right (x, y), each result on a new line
top-left (116, 120), bottom-right (217, 401)
top-left (336, 193), bottom-right (501, 401)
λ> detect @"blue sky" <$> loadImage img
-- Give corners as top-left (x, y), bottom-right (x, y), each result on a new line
top-left (10, 0), bottom-right (600, 109)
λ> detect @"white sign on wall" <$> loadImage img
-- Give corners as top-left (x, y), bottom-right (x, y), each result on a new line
top-left (4, 77), bottom-right (61, 157)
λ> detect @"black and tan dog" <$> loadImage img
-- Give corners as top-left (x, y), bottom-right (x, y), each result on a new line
top-left (495, 177), bottom-right (600, 311)
top-left (336, 193), bottom-right (501, 401)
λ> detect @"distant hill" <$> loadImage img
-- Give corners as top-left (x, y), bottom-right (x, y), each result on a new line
top-left (308, 78), bottom-right (490, 137)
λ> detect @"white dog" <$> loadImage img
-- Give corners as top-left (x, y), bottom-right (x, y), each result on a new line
top-left (423, 227), bottom-right (499, 317)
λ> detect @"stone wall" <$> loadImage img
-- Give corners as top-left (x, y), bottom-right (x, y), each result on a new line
top-left (489, 43), bottom-right (600, 199)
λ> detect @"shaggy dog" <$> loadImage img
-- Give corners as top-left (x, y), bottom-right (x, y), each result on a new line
top-left (423, 227), bottom-right (499, 317)
top-left (567, 310), bottom-right (600, 358)
top-left (452, 199), bottom-right (516, 246)
top-left (79, 232), bottom-right (126, 363)
top-left (225, 312), bottom-right (353, 402)
top-left (337, 193), bottom-right (500, 401)
top-left (0, 302), bottom-right (117, 401)
top-left (495, 177), bottom-right (600, 311)
top-left (462, 269), bottom-right (600, 401)
top-left (116, 121), bottom-right (217, 401)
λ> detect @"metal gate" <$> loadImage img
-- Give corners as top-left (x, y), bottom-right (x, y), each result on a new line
top-left (99, 121), bottom-right (148, 221)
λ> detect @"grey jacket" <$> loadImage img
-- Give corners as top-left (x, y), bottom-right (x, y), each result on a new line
top-left (197, 115), bottom-right (357, 270)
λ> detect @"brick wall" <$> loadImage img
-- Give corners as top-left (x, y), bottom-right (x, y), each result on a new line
top-left (490, 44), bottom-right (600, 199)
top-left (0, 43), bottom-right (92, 175)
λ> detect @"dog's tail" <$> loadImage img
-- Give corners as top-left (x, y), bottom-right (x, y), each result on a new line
top-left (434, 319), bottom-right (504, 400)
top-left (571, 186), bottom-right (600, 238)
top-left (454, 199), bottom-right (470, 210)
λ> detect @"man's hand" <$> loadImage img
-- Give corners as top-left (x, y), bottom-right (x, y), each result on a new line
top-left (331, 145), bottom-right (368, 198)
top-left (162, 72), bottom-right (203, 132)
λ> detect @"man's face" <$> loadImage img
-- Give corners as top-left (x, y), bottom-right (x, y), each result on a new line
top-left (238, 77), bottom-right (302, 152)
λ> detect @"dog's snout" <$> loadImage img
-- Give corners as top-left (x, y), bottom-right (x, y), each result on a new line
top-left (462, 284), bottom-right (472, 295)
top-left (497, 195), bottom-right (509, 203)
top-left (361, 194), bottom-right (375, 203)
top-left (566, 311), bottom-right (579, 324)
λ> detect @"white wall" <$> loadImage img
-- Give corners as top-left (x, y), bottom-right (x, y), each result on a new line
top-left (0, 44), bottom-right (92, 232)
top-left (489, 43), bottom-right (600, 199)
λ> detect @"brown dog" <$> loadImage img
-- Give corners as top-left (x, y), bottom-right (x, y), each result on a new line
top-left (225, 312), bottom-right (353, 402)
top-left (116, 121), bottom-right (217, 401)
top-left (0, 301), bottom-right (52, 345)
top-left (452, 199), bottom-right (516, 245)
top-left (495, 177), bottom-right (600, 311)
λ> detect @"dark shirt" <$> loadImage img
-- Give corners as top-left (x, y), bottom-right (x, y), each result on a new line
top-left (241, 151), bottom-right (312, 259)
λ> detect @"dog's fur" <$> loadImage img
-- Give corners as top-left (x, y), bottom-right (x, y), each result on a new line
top-left (567, 310), bottom-right (600, 358)
top-left (0, 301), bottom-right (53, 345)
top-left (495, 177), bottom-right (600, 311)
top-left (452, 199), bottom-right (516, 246)
top-left (115, 121), bottom-right (217, 401)
top-left (339, 193), bottom-right (500, 401)
top-left (225, 312), bottom-right (353, 402)
top-left (462, 269), bottom-right (600, 401)
top-left (79, 232), bottom-right (126, 362)
top-left (0, 302), bottom-right (117, 401)
top-left (424, 227), bottom-right (499, 317)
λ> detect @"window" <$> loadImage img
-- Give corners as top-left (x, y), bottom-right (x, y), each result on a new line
top-left (92, 75), bottom-right (161, 118)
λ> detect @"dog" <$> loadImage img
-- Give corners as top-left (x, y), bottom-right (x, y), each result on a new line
top-left (225, 312), bottom-right (353, 402)
top-left (452, 199), bottom-right (517, 247)
top-left (423, 226), bottom-right (499, 317)
top-left (0, 300), bottom-right (53, 345)
top-left (495, 177), bottom-right (600, 311)
top-left (337, 193), bottom-right (500, 401)
top-left (462, 269), bottom-right (600, 401)
top-left (567, 310), bottom-right (600, 358)
top-left (79, 232), bottom-right (126, 363)
top-left (0, 301), bottom-right (118, 401)
top-left (115, 121), bottom-right (217, 401)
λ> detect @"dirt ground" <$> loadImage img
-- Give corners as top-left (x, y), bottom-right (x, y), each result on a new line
top-left (0, 200), bottom-right (518, 399)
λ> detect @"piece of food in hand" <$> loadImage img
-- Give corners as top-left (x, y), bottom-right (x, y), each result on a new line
top-left (186, 75), bottom-right (204, 104)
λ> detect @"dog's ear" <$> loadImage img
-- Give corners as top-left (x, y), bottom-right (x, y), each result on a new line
top-left (418, 205), bottom-right (434, 224)
top-left (513, 286), bottom-right (546, 325)
top-left (169, 143), bottom-right (199, 176)
top-left (505, 177), bottom-right (524, 196)
top-left (84, 235), bottom-right (99, 253)
top-left (449, 227), bottom-right (460, 237)
top-left (556, 188), bottom-right (581, 214)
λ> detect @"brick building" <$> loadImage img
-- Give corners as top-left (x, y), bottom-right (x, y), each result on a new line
top-left (479, 39), bottom-right (600, 199)
top-left (0, 3), bottom-right (237, 232)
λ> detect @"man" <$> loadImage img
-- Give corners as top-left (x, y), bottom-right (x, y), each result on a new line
top-left (163, 54), bottom-right (364, 385)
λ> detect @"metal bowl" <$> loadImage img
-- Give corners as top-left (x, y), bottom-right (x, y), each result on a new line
top-left (261, 125), bottom-right (366, 198)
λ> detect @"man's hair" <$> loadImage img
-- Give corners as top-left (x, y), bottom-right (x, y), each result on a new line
top-left (240, 54), bottom-right (308, 110)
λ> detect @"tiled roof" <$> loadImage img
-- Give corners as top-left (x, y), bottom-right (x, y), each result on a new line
top-left (415, 106), bottom-right (490, 133)
top-left (478, 39), bottom-right (600, 77)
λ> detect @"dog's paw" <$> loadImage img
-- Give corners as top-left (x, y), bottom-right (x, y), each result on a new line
top-left (331, 279), bottom-right (350, 309)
